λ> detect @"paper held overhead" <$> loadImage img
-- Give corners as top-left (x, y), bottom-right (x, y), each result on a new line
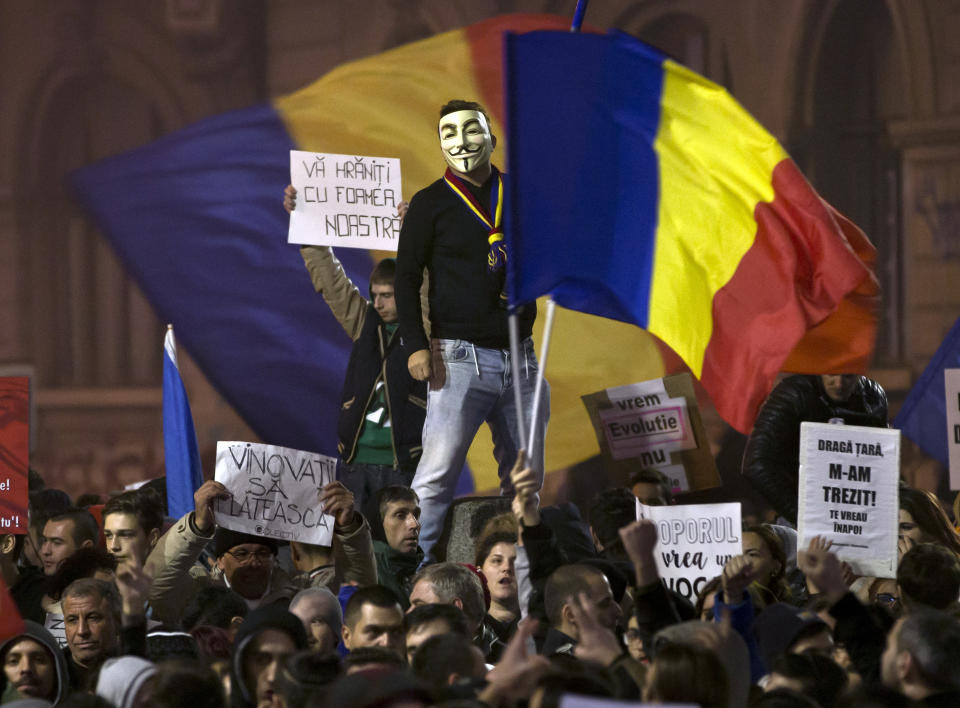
top-left (797, 422), bottom-right (901, 578)
top-left (214, 441), bottom-right (338, 546)
top-left (288, 150), bottom-right (403, 250)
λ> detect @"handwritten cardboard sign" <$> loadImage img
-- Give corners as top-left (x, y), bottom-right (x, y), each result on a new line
top-left (637, 500), bottom-right (742, 603)
top-left (583, 373), bottom-right (719, 492)
top-left (214, 441), bottom-right (337, 545)
top-left (0, 377), bottom-right (29, 534)
top-left (947, 369), bottom-right (960, 490)
top-left (287, 150), bottom-right (403, 250)
top-left (598, 380), bottom-right (696, 460)
top-left (797, 422), bottom-right (900, 578)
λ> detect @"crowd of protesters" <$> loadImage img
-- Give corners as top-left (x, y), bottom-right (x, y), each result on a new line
top-left (4, 443), bottom-right (960, 708)
top-left (5, 99), bottom-right (960, 707)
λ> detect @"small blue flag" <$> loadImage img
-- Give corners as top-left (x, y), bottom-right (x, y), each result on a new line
top-left (163, 326), bottom-right (203, 519)
top-left (894, 316), bottom-right (960, 466)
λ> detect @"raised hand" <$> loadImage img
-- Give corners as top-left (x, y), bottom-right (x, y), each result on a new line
top-left (319, 481), bottom-right (357, 528)
top-left (194, 480), bottom-right (230, 533)
top-left (481, 618), bottom-right (551, 707)
top-left (721, 555), bottom-right (758, 604)
top-left (619, 520), bottom-right (659, 586)
top-left (115, 560), bottom-right (152, 623)
top-left (283, 184), bottom-right (297, 213)
top-left (798, 536), bottom-right (848, 604)
top-left (897, 534), bottom-right (916, 561)
top-left (510, 450), bottom-right (540, 527)
top-left (570, 592), bottom-right (623, 667)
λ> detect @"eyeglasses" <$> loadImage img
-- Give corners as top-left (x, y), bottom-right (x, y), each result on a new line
top-left (874, 593), bottom-right (899, 610)
top-left (225, 548), bottom-right (274, 564)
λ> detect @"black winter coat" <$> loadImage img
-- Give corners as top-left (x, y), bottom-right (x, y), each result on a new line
top-left (337, 304), bottom-right (426, 466)
top-left (741, 375), bottom-right (887, 524)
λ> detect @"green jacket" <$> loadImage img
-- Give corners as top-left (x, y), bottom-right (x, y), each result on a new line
top-left (373, 539), bottom-right (423, 609)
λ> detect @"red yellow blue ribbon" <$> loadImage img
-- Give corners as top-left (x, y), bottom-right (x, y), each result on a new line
top-left (443, 167), bottom-right (506, 272)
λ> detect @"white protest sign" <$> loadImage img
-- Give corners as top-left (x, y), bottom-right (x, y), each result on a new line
top-left (44, 613), bottom-right (67, 648)
top-left (947, 369), bottom-right (960, 490)
top-left (214, 441), bottom-right (337, 545)
top-left (797, 422), bottom-right (900, 578)
top-left (599, 380), bottom-right (696, 463)
top-left (637, 500), bottom-right (742, 603)
top-left (288, 150), bottom-right (403, 250)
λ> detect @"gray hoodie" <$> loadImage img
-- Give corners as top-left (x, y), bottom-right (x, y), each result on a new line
top-left (0, 621), bottom-right (70, 706)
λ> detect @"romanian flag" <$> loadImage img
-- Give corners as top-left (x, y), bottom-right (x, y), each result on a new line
top-left (504, 31), bottom-right (878, 434)
top-left (71, 15), bottom-right (670, 493)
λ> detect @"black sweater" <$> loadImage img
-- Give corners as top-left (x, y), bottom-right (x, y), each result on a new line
top-left (396, 169), bottom-right (535, 350)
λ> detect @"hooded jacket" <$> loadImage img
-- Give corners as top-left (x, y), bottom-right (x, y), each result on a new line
top-left (229, 605), bottom-right (308, 708)
top-left (0, 621), bottom-right (70, 706)
top-left (300, 246), bottom-right (427, 467)
top-left (94, 656), bottom-right (156, 708)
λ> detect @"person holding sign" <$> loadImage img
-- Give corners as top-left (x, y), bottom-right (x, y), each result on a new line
top-left (396, 100), bottom-right (547, 562)
top-left (284, 187), bottom-right (427, 520)
top-left (146, 480), bottom-right (312, 624)
top-left (743, 374), bottom-right (888, 524)
top-left (146, 480), bottom-right (280, 624)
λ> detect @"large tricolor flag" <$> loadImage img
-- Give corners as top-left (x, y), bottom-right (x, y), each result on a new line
top-left (71, 15), bottom-right (672, 492)
top-left (504, 30), bottom-right (879, 433)
top-left (163, 326), bottom-right (203, 518)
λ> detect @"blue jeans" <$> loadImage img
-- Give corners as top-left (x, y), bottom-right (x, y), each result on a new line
top-left (412, 337), bottom-right (549, 562)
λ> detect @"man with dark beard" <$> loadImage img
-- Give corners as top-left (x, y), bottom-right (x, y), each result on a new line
top-left (0, 621), bottom-right (70, 704)
top-left (230, 605), bottom-right (308, 708)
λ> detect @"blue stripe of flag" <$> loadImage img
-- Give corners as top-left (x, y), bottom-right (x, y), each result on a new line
top-left (504, 30), bottom-right (665, 325)
top-left (894, 315), bottom-right (960, 466)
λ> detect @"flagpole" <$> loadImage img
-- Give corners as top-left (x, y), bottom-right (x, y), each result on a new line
top-left (508, 311), bottom-right (527, 450)
top-left (571, 0), bottom-right (590, 32)
top-left (508, 0), bottom-right (589, 461)
top-left (526, 299), bottom-right (556, 455)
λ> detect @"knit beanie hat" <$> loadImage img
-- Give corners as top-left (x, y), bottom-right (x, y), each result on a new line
top-left (213, 527), bottom-right (278, 557)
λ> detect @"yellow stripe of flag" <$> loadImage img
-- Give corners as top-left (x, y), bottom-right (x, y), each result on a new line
top-left (648, 60), bottom-right (788, 377)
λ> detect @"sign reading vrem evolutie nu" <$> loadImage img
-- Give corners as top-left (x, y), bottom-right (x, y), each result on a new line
top-left (599, 381), bottom-right (696, 462)
top-left (582, 375), bottom-right (720, 493)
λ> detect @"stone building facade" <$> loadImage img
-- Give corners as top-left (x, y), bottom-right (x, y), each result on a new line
top-left (1, 0), bottom-right (957, 499)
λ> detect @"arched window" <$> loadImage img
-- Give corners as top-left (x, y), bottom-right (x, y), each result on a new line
top-left (793, 2), bottom-right (906, 363)
top-left (22, 75), bottom-right (164, 387)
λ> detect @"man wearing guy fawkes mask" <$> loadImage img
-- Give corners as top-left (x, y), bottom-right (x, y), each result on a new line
top-left (395, 100), bottom-right (548, 563)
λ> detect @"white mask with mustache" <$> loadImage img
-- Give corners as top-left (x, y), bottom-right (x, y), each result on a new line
top-left (438, 109), bottom-right (493, 174)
